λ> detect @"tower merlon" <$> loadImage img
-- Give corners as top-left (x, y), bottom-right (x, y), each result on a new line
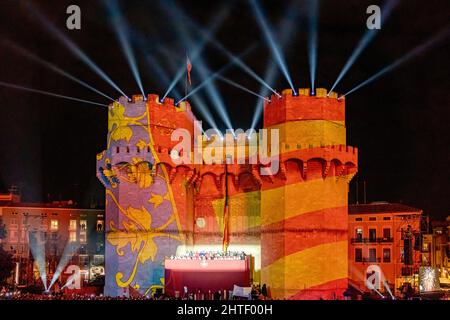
top-left (264, 88), bottom-right (345, 128)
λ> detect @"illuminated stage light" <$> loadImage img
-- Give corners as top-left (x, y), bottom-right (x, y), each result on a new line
top-left (176, 45), bottom-right (255, 105)
top-left (192, 61), bottom-right (233, 130)
top-left (3, 40), bottom-right (116, 102)
top-left (104, 0), bottom-right (145, 97)
top-left (157, 45), bottom-right (234, 131)
top-left (160, 2), bottom-right (229, 101)
top-left (160, 2), bottom-right (234, 130)
top-left (163, 0), bottom-right (279, 99)
top-left (250, 0), bottom-right (300, 130)
top-left (190, 95), bottom-right (221, 131)
top-left (28, 231), bottom-right (48, 291)
top-left (0, 81), bottom-right (109, 107)
top-left (128, 25), bottom-right (185, 101)
top-left (342, 26), bottom-right (450, 98)
top-left (250, 0), bottom-right (296, 93)
top-left (328, 0), bottom-right (400, 94)
top-left (216, 75), bottom-right (270, 102)
top-left (307, 0), bottom-right (319, 94)
top-left (26, 1), bottom-right (129, 100)
top-left (48, 241), bottom-right (81, 291)
top-left (145, 45), bottom-right (220, 130)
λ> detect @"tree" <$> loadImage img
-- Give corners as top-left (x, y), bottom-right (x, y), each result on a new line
top-left (0, 246), bottom-right (14, 285)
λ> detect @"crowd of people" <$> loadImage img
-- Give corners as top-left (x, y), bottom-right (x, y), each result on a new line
top-left (0, 290), bottom-right (175, 301)
top-left (169, 250), bottom-right (247, 261)
top-left (251, 283), bottom-right (268, 300)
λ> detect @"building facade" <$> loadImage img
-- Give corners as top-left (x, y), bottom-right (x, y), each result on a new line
top-left (348, 203), bottom-right (423, 295)
top-left (422, 217), bottom-right (450, 288)
top-left (96, 88), bottom-right (358, 299)
top-left (0, 194), bottom-right (105, 289)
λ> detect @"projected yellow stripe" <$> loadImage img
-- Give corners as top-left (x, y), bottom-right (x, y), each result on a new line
top-left (268, 120), bottom-right (346, 150)
top-left (211, 190), bottom-right (261, 230)
top-left (260, 176), bottom-right (350, 226)
top-left (261, 241), bottom-right (348, 299)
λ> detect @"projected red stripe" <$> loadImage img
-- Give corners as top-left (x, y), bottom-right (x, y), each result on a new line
top-left (261, 206), bottom-right (348, 267)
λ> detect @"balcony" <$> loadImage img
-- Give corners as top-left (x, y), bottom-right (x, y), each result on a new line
top-left (351, 237), bottom-right (394, 244)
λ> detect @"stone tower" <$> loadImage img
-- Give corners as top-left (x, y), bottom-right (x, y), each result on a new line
top-left (96, 88), bottom-right (358, 299)
top-left (259, 88), bottom-right (358, 299)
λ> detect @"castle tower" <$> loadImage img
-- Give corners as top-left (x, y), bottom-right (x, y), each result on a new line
top-left (259, 88), bottom-right (358, 299)
top-left (96, 88), bottom-right (358, 299)
top-left (96, 94), bottom-right (197, 296)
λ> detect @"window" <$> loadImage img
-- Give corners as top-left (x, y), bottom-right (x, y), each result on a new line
top-left (79, 232), bottom-right (87, 244)
top-left (369, 228), bottom-right (377, 242)
top-left (21, 227), bottom-right (27, 243)
top-left (383, 228), bottom-right (391, 239)
top-left (80, 220), bottom-right (87, 231)
top-left (69, 231), bottom-right (77, 242)
top-left (355, 248), bottom-right (363, 262)
top-left (355, 218), bottom-right (363, 221)
top-left (96, 220), bottom-right (104, 232)
top-left (9, 230), bottom-right (18, 242)
top-left (355, 228), bottom-right (363, 240)
top-left (369, 248), bottom-right (377, 262)
top-left (69, 220), bottom-right (77, 231)
top-left (369, 217), bottom-right (376, 221)
top-left (10, 218), bottom-right (18, 225)
top-left (50, 220), bottom-right (59, 231)
top-left (93, 255), bottom-right (104, 265)
top-left (383, 248), bottom-right (391, 263)
top-left (383, 217), bottom-right (391, 220)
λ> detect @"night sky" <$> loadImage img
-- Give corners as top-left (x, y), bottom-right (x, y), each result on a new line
top-left (0, 0), bottom-right (448, 219)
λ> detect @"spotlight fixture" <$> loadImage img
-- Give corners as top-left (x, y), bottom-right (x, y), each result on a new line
top-left (292, 90), bottom-right (299, 96)
top-left (159, 98), bottom-right (165, 104)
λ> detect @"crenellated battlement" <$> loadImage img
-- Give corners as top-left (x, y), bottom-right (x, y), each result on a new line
top-left (114, 94), bottom-right (192, 112)
top-left (263, 88), bottom-right (345, 128)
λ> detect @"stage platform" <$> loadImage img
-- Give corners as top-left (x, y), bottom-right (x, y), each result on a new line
top-left (164, 257), bottom-right (251, 297)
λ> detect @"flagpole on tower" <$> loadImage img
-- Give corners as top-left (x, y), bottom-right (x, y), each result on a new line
top-left (185, 50), bottom-right (192, 98)
top-left (185, 50), bottom-right (188, 97)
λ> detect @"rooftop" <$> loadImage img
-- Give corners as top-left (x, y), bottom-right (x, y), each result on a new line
top-left (0, 193), bottom-right (103, 210)
top-left (349, 202), bottom-right (422, 215)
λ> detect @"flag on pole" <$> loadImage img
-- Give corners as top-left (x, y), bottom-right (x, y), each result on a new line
top-left (222, 159), bottom-right (230, 252)
top-left (186, 55), bottom-right (192, 86)
top-left (222, 199), bottom-right (230, 252)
